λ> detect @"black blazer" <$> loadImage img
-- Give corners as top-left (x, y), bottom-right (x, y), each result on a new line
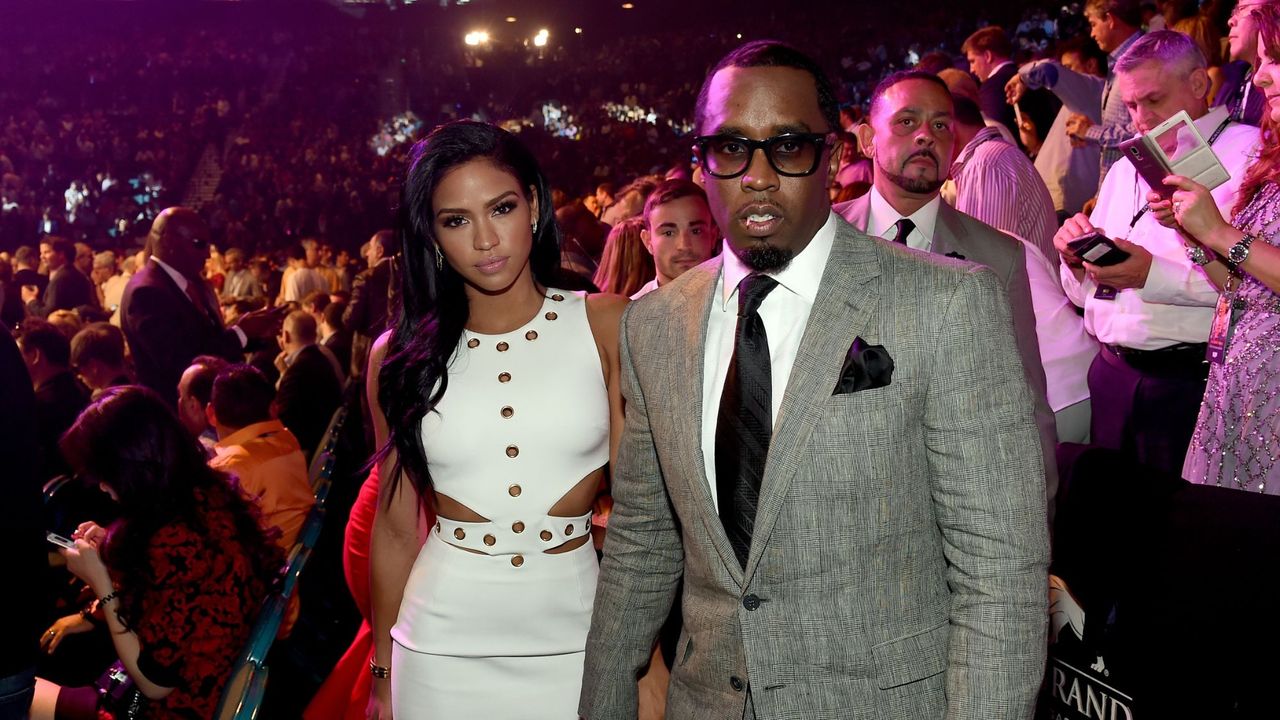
top-left (275, 344), bottom-right (343, 459)
top-left (120, 260), bottom-right (243, 406)
top-left (343, 259), bottom-right (392, 338)
top-left (28, 266), bottom-right (96, 318)
top-left (980, 62), bottom-right (1021, 145)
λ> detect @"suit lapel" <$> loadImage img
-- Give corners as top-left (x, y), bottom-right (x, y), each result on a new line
top-left (930, 201), bottom-right (968, 258)
top-left (744, 221), bottom-right (883, 583)
top-left (664, 257), bottom-right (746, 586)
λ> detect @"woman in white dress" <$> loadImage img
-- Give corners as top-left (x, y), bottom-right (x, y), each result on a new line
top-left (365, 120), bottom-right (628, 719)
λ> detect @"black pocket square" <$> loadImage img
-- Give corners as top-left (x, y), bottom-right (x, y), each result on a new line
top-left (944, 251), bottom-right (967, 260)
top-left (833, 337), bottom-right (894, 394)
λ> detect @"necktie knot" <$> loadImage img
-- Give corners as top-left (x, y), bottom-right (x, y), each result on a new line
top-left (891, 218), bottom-right (916, 245)
top-left (737, 274), bottom-right (778, 318)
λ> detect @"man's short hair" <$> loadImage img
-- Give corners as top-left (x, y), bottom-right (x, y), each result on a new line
top-left (962, 26), bottom-right (1014, 60)
top-left (70, 323), bottom-right (125, 369)
top-left (1085, 0), bottom-right (1144, 29)
top-left (18, 318), bottom-right (71, 367)
top-left (288, 244), bottom-right (308, 262)
top-left (303, 290), bottom-right (330, 313)
top-left (43, 236), bottom-right (74, 264)
top-left (596, 182), bottom-right (616, 196)
top-left (14, 245), bottom-right (36, 268)
top-left (952, 95), bottom-right (986, 128)
top-left (223, 248), bottom-right (244, 264)
top-left (92, 251), bottom-right (116, 270)
top-left (1114, 30), bottom-right (1207, 77)
top-left (371, 230), bottom-right (395, 256)
top-left (695, 40), bottom-right (840, 133)
top-left (211, 364), bottom-right (275, 429)
top-left (186, 355), bottom-right (229, 406)
top-left (323, 301), bottom-right (346, 331)
top-left (642, 179), bottom-right (711, 230)
top-left (868, 70), bottom-right (954, 120)
top-left (285, 310), bottom-right (318, 344)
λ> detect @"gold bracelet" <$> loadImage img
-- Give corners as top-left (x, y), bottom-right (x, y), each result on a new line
top-left (369, 658), bottom-right (390, 679)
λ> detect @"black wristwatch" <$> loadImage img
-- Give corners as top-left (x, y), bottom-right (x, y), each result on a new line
top-left (1226, 233), bottom-right (1255, 271)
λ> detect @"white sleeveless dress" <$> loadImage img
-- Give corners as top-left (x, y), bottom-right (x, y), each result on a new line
top-left (390, 290), bottom-right (609, 719)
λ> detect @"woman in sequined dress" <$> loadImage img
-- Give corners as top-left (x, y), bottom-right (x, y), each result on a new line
top-left (1150, 4), bottom-right (1280, 493)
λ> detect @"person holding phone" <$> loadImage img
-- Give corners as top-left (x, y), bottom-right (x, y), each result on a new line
top-left (1052, 31), bottom-right (1260, 476)
top-left (29, 386), bottom-right (282, 720)
top-left (1147, 4), bottom-right (1280, 493)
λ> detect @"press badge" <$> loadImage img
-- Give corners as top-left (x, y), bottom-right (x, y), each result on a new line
top-left (1206, 293), bottom-right (1244, 364)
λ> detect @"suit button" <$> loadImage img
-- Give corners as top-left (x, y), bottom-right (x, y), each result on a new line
top-left (729, 676), bottom-right (744, 691)
top-left (743, 594), bottom-right (760, 611)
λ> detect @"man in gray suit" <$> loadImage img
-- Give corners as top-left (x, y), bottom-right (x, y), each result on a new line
top-left (835, 70), bottom-right (1059, 520)
top-left (581, 41), bottom-right (1049, 720)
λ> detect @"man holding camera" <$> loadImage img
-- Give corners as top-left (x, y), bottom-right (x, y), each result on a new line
top-left (1054, 32), bottom-right (1259, 475)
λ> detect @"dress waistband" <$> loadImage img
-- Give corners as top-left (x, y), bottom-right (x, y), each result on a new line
top-left (433, 511), bottom-right (593, 557)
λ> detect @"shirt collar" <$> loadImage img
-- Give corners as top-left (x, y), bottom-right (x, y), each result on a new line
top-left (866, 186), bottom-right (943, 246)
top-left (151, 256), bottom-right (189, 292)
top-left (990, 60), bottom-right (1015, 76)
top-left (215, 419), bottom-right (287, 451)
top-left (720, 210), bottom-right (837, 311)
top-left (1109, 31), bottom-right (1143, 67)
top-left (955, 126), bottom-right (1007, 170)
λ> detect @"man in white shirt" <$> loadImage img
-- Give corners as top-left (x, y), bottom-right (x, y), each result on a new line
top-left (583, 41), bottom-right (1047, 720)
top-left (282, 242), bottom-right (328, 303)
top-left (1053, 31), bottom-right (1260, 475)
top-left (631, 179), bottom-right (718, 299)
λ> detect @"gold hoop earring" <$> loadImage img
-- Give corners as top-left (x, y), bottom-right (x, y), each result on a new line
top-left (434, 246), bottom-right (444, 271)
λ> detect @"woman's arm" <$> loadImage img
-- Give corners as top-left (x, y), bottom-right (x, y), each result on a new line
top-left (585, 293), bottom-right (630, 469)
top-left (62, 533), bottom-right (175, 701)
top-left (367, 330), bottom-right (427, 720)
top-left (1157, 176), bottom-right (1280, 295)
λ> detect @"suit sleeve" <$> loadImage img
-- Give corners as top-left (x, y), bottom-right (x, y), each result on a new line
top-left (580, 303), bottom-right (684, 720)
top-left (924, 267), bottom-right (1049, 720)
top-left (999, 241), bottom-right (1060, 523)
top-left (26, 275), bottom-right (60, 318)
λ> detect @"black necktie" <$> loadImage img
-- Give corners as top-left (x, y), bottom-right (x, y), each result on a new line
top-left (716, 273), bottom-right (779, 568)
top-left (892, 218), bottom-right (916, 245)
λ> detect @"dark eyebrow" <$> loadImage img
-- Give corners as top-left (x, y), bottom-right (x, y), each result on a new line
top-left (712, 121), bottom-right (815, 137)
top-left (436, 190), bottom-right (519, 218)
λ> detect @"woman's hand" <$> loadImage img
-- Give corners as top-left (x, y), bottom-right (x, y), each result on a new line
top-left (73, 521), bottom-right (107, 548)
top-left (62, 538), bottom-right (112, 593)
top-left (366, 677), bottom-right (393, 720)
top-left (1161, 175), bottom-right (1232, 242)
top-left (39, 613), bottom-right (94, 654)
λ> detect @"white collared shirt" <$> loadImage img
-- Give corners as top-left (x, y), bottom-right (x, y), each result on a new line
top-left (866, 186), bottom-right (942, 250)
top-left (630, 277), bottom-right (660, 300)
top-left (1060, 105), bottom-right (1260, 349)
top-left (700, 211), bottom-right (837, 509)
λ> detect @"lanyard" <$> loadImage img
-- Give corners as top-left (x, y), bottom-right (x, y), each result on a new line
top-left (1128, 115), bottom-right (1233, 229)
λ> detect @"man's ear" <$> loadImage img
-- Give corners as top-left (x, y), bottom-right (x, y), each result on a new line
top-left (854, 122), bottom-right (876, 159)
top-left (640, 228), bottom-right (653, 254)
top-left (205, 403), bottom-right (217, 429)
top-left (1188, 67), bottom-right (1210, 102)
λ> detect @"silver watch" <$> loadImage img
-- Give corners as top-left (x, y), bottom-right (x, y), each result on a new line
top-left (1226, 233), bottom-right (1255, 270)
top-left (1185, 246), bottom-right (1212, 266)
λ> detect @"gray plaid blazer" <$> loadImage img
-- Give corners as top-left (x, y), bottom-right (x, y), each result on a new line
top-left (580, 217), bottom-right (1049, 720)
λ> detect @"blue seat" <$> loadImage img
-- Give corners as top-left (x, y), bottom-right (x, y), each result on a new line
top-left (298, 506), bottom-right (325, 550)
top-left (214, 661), bottom-right (268, 720)
top-left (281, 544), bottom-right (312, 599)
top-left (242, 593), bottom-right (288, 666)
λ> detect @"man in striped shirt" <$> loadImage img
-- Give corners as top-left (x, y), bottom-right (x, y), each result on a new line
top-left (949, 95), bottom-right (1060, 268)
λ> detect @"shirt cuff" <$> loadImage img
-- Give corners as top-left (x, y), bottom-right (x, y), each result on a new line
top-left (233, 326), bottom-right (248, 348)
top-left (1138, 252), bottom-right (1216, 306)
top-left (1021, 60), bottom-right (1057, 90)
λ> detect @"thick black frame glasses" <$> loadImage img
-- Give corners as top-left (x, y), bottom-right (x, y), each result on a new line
top-left (693, 132), bottom-right (832, 179)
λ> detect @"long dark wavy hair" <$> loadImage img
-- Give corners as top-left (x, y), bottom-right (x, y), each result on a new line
top-left (60, 386), bottom-right (283, 629)
top-left (377, 120), bottom-right (562, 508)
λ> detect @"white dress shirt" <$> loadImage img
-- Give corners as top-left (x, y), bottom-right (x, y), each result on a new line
top-left (866, 186), bottom-right (941, 251)
top-left (152, 257), bottom-right (246, 348)
top-left (700, 211), bottom-right (837, 509)
top-left (1060, 106), bottom-right (1260, 349)
top-left (629, 278), bottom-right (660, 300)
top-left (1016, 234), bottom-right (1098, 411)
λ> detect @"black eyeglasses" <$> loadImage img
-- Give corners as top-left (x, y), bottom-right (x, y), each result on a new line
top-left (693, 132), bottom-right (832, 179)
